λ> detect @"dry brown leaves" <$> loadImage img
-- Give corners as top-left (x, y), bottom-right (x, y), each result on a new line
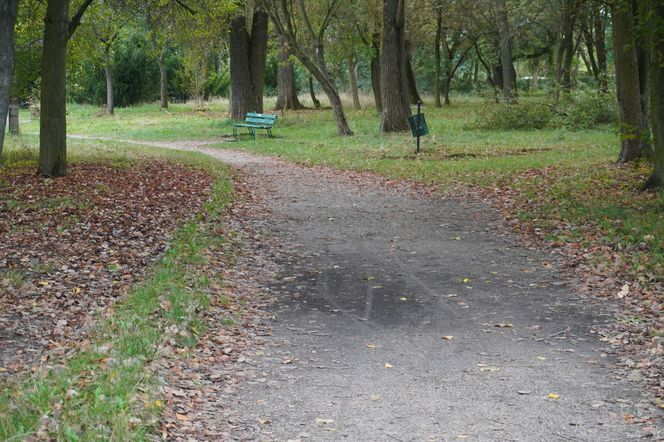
top-left (0, 161), bottom-right (214, 373)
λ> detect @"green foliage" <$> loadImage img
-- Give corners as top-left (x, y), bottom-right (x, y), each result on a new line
top-left (553, 90), bottom-right (618, 129)
top-left (205, 71), bottom-right (231, 98)
top-left (472, 100), bottom-right (553, 130)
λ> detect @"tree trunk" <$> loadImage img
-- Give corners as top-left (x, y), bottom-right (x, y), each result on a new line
top-left (103, 45), bottom-right (114, 115)
top-left (434, 6), bottom-right (442, 108)
top-left (229, 8), bottom-right (268, 120)
top-left (496, 0), bottom-right (516, 101)
top-left (0, 0), bottom-right (19, 158)
top-left (39, 0), bottom-right (69, 177)
top-left (645, 0), bottom-right (664, 188)
top-left (370, 32), bottom-right (382, 112)
top-left (444, 77), bottom-right (451, 105)
top-left (380, 0), bottom-right (411, 132)
top-left (594, 6), bottom-right (608, 92)
top-left (308, 76), bottom-right (321, 108)
top-left (275, 35), bottom-right (303, 110)
top-left (157, 51), bottom-right (168, 109)
top-left (556, 0), bottom-right (577, 95)
top-left (613, 1), bottom-right (648, 163)
top-left (405, 40), bottom-right (421, 104)
top-left (348, 53), bottom-right (361, 110)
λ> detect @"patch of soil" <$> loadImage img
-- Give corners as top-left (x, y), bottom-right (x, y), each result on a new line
top-left (0, 162), bottom-right (215, 373)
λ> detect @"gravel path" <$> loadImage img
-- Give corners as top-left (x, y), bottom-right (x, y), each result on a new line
top-left (88, 138), bottom-right (663, 440)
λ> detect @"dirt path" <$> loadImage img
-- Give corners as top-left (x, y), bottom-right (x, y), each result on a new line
top-left (88, 138), bottom-right (662, 440)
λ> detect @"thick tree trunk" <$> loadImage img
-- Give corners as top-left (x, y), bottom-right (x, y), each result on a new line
top-left (348, 54), bottom-right (361, 110)
top-left (434, 7), bottom-right (442, 108)
top-left (645, 0), bottom-right (664, 188)
top-left (39, 0), bottom-right (69, 177)
top-left (229, 9), bottom-right (268, 120)
top-left (613, 2), bottom-right (648, 163)
top-left (157, 51), bottom-right (168, 109)
top-left (275, 36), bottom-right (303, 110)
top-left (380, 0), bottom-right (411, 133)
top-left (0, 0), bottom-right (19, 158)
top-left (405, 40), bottom-right (421, 105)
top-left (308, 77), bottom-right (321, 108)
top-left (103, 45), bottom-right (114, 115)
top-left (370, 32), bottom-right (382, 112)
top-left (496, 0), bottom-right (516, 101)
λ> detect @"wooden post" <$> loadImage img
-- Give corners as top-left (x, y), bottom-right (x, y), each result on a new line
top-left (8, 104), bottom-right (19, 134)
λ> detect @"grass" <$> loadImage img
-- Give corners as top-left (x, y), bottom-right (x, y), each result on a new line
top-left (0, 137), bottom-right (235, 440)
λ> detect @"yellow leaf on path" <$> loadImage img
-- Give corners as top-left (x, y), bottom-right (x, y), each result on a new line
top-left (384, 363), bottom-right (394, 368)
top-left (547, 393), bottom-right (560, 399)
top-left (366, 344), bottom-right (376, 349)
top-left (175, 413), bottom-right (189, 421)
top-left (154, 400), bottom-right (163, 408)
top-left (400, 296), bottom-right (408, 301)
top-left (442, 336), bottom-right (455, 340)
top-left (38, 281), bottom-right (49, 286)
top-left (73, 287), bottom-right (81, 294)
top-left (462, 278), bottom-right (470, 283)
top-left (536, 356), bottom-right (547, 361)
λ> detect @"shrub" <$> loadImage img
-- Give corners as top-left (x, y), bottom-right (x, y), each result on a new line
top-left (471, 100), bottom-right (553, 130)
top-left (553, 91), bottom-right (618, 129)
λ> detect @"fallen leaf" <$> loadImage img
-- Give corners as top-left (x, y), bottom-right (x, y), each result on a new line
top-left (617, 284), bottom-right (629, 299)
top-left (495, 323), bottom-right (513, 328)
top-left (315, 418), bottom-right (335, 426)
top-left (441, 336), bottom-right (455, 340)
top-left (176, 413), bottom-right (189, 421)
top-left (384, 363), bottom-right (394, 368)
top-left (462, 278), bottom-right (470, 283)
top-left (258, 418), bottom-right (271, 425)
top-left (366, 344), bottom-right (376, 349)
top-left (399, 296), bottom-right (408, 301)
top-left (547, 393), bottom-right (560, 399)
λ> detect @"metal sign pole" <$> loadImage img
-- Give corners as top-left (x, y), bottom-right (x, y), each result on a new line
top-left (416, 101), bottom-right (421, 154)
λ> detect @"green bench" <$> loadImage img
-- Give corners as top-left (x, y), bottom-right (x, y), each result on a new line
top-left (232, 112), bottom-right (277, 140)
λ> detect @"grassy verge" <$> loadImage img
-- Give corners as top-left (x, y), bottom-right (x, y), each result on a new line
top-left (0, 139), bottom-right (234, 440)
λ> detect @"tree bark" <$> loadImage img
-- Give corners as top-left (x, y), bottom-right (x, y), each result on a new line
top-left (380, 0), bottom-right (411, 132)
top-left (594, 6), bottom-right (608, 92)
top-left (434, 5), bottom-right (442, 108)
top-left (275, 35), bottom-right (303, 110)
top-left (308, 77), bottom-right (321, 108)
top-left (229, 8), bottom-right (268, 120)
top-left (348, 53), bottom-right (361, 110)
top-left (0, 0), bottom-right (19, 158)
top-left (370, 32), bottom-right (382, 112)
top-left (405, 40), bottom-right (421, 105)
top-left (496, 0), bottom-right (516, 101)
top-left (157, 51), bottom-right (168, 109)
top-left (613, 1), bottom-right (648, 163)
top-left (103, 45), bottom-right (114, 115)
top-left (39, 0), bottom-right (69, 176)
top-left (645, 0), bottom-right (664, 188)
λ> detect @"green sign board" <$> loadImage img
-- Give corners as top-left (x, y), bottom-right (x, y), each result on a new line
top-left (408, 113), bottom-right (429, 138)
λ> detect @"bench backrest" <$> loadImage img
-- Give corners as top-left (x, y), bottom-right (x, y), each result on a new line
top-left (246, 112), bottom-right (277, 126)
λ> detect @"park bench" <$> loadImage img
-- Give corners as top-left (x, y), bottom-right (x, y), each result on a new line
top-left (232, 112), bottom-right (277, 140)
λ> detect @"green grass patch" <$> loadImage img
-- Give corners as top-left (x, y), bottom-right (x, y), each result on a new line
top-left (0, 151), bottom-right (234, 440)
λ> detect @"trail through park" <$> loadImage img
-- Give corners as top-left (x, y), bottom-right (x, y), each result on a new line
top-left (99, 138), bottom-right (662, 440)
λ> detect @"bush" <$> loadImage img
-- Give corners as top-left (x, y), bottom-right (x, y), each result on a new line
top-left (553, 91), bottom-right (618, 129)
top-left (471, 100), bottom-right (553, 130)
